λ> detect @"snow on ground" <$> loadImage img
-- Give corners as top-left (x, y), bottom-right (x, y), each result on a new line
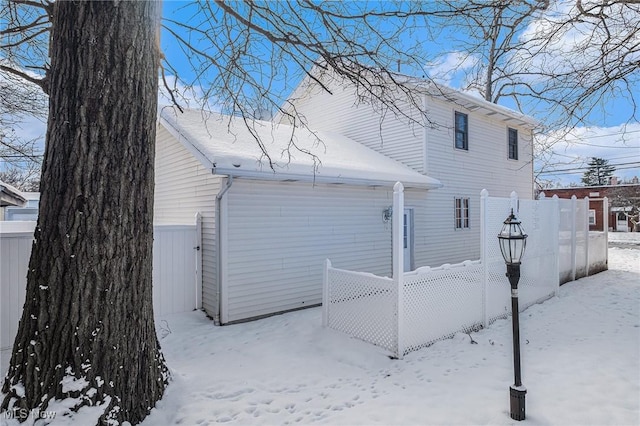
top-left (2, 239), bottom-right (639, 425)
top-left (140, 243), bottom-right (639, 426)
top-left (609, 231), bottom-right (640, 245)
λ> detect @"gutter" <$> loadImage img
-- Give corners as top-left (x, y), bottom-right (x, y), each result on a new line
top-left (212, 167), bottom-right (442, 190)
top-left (214, 174), bottom-right (233, 325)
top-left (0, 182), bottom-right (27, 207)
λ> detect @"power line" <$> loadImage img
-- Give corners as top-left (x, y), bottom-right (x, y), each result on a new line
top-left (538, 161), bottom-right (640, 174)
top-left (554, 129), bottom-right (640, 140)
top-left (540, 152), bottom-right (640, 168)
top-left (566, 141), bottom-right (639, 149)
top-left (538, 164), bottom-right (640, 176)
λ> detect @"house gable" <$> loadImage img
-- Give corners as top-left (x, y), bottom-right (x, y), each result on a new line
top-left (278, 70), bottom-right (537, 185)
top-left (278, 70), bottom-right (537, 266)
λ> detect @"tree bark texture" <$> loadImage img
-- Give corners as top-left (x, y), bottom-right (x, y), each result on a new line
top-left (1, 1), bottom-right (168, 424)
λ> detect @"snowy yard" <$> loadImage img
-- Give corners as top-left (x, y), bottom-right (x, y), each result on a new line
top-left (1, 240), bottom-right (638, 425)
top-left (140, 243), bottom-right (639, 426)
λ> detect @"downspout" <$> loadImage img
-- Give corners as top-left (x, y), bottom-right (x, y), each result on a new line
top-left (422, 94), bottom-right (429, 175)
top-left (530, 128), bottom-right (535, 198)
top-left (215, 174), bottom-right (234, 325)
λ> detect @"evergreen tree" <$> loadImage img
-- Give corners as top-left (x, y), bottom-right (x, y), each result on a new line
top-left (581, 157), bottom-right (616, 186)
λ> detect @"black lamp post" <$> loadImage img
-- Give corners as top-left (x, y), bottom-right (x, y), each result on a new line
top-left (498, 209), bottom-right (528, 421)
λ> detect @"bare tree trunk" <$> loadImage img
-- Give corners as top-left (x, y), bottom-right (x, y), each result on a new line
top-left (1, 1), bottom-right (168, 424)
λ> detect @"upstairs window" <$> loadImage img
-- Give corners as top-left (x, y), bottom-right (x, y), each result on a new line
top-left (508, 128), bottom-right (518, 160)
top-left (455, 112), bottom-right (468, 150)
top-left (454, 197), bottom-right (470, 229)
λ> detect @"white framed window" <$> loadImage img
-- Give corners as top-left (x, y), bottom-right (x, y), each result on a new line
top-left (454, 111), bottom-right (468, 150)
top-left (588, 209), bottom-right (596, 226)
top-left (455, 197), bottom-right (470, 229)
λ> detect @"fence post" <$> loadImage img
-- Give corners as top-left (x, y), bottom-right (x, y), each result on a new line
top-left (584, 196), bottom-right (590, 276)
top-left (552, 195), bottom-right (560, 296)
top-left (392, 182), bottom-right (405, 359)
top-left (510, 191), bottom-right (519, 214)
top-left (570, 195), bottom-right (577, 282)
top-left (480, 189), bottom-right (489, 328)
top-left (603, 197), bottom-right (609, 267)
top-left (322, 259), bottom-right (331, 327)
top-left (195, 212), bottom-right (203, 310)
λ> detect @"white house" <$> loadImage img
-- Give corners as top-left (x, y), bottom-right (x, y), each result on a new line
top-left (154, 107), bottom-right (441, 325)
top-left (279, 71), bottom-right (538, 267)
top-left (154, 75), bottom-right (538, 325)
top-left (3, 192), bottom-right (39, 221)
top-left (0, 181), bottom-right (26, 221)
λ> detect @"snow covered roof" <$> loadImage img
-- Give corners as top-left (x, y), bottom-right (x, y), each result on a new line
top-left (0, 180), bottom-right (26, 207)
top-left (281, 65), bottom-right (539, 130)
top-left (158, 107), bottom-right (442, 189)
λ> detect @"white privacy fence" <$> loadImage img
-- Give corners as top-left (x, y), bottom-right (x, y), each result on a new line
top-left (552, 194), bottom-right (609, 283)
top-left (323, 186), bottom-right (608, 358)
top-left (0, 217), bottom-right (201, 354)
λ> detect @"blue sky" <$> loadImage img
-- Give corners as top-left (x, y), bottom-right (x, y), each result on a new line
top-left (158, 1), bottom-right (639, 186)
top-left (3, 1), bottom-right (639, 186)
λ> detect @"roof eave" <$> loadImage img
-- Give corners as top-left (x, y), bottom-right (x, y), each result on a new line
top-left (213, 167), bottom-right (442, 190)
top-left (0, 182), bottom-right (27, 207)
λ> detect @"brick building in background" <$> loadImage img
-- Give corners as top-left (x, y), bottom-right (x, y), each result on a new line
top-left (540, 179), bottom-right (640, 232)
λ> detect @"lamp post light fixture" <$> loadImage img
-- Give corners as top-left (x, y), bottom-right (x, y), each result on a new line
top-left (498, 209), bottom-right (528, 421)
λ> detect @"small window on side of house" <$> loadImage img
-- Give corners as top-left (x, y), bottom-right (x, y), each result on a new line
top-left (589, 209), bottom-right (596, 225)
top-left (455, 112), bottom-right (468, 150)
top-left (455, 197), bottom-right (470, 229)
top-left (508, 128), bottom-right (518, 160)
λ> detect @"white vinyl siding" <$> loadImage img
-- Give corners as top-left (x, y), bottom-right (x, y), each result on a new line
top-left (222, 179), bottom-right (394, 323)
top-left (154, 126), bottom-right (222, 319)
top-left (283, 82), bottom-right (425, 173)
top-left (416, 98), bottom-right (534, 265)
top-left (283, 78), bottom-right (534, 267)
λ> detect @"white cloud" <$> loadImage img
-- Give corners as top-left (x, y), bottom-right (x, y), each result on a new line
top-left (536, 123), bottom-right (640, 186)
top-left (158, 75), bottom-right (223, 113)
top-left (516, 0), bottom-right (640, 81)
top-left (424, 51), bottom-right (480, 88)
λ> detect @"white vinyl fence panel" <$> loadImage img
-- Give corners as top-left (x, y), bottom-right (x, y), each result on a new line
top-left (0, 222), bottom-right (32, 352)
top-left (152, 224), bottom-right (198, 317)
top-left (575, 197), bottom-right (589, 279)
top-left (1, 221), bottom-right (199, 355)
top-left (558, 198), bottom-right (576, 284)
top-left (324, 188), bottom-right (609, 358)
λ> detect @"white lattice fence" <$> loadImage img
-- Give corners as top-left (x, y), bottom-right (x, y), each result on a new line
top-left (323, 187), bottom-right (608, 358)
top-left (403, 261), bottom-right (483, 353)
top-left (323, 260), bottom-right (397, 353)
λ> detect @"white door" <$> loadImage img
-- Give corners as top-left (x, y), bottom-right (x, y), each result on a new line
top-left (404, 208), bottom-right (414, 272)
top-left (617, 212), bottom-right (629, 232)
